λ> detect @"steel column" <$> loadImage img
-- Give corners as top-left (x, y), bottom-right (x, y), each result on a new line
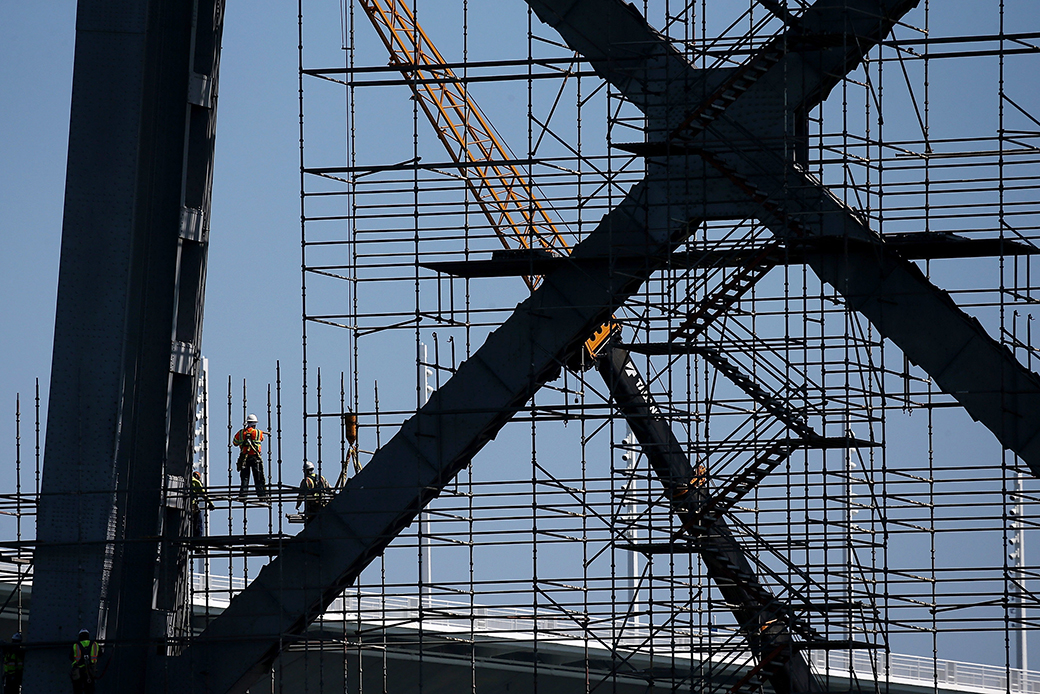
top-left (24, 1), bottom-right (224, 692)
top-left (597, 347), bottom-right (821, 694)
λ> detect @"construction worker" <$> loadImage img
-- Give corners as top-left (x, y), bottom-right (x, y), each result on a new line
top-left (69, 629), bottom-right (99, 694)
top-left (2, 633), bottom-right (23, 694)
top-left (335, 411), bottom-right (361, 489)
top-left (296, 461), bottom-right (331, 523)
top-left (232, 414), bottom-right (269, 503)
top-left (190, 470), bottom-right (215, 537)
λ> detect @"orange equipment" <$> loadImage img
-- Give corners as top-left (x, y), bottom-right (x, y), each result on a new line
top-left (357, 0), bottom-right (615, 362)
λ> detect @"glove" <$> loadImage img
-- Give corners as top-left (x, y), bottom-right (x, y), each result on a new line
top-left (208, 502), bottom-right (216, 510)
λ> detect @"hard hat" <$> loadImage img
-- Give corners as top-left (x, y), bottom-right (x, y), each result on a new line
top-left (78, 629), bottom-right (90, 640)
top-left (303, 461), bottom-right (315, 473)
top-left (193, 470), bottom-right (202, 480)
top-left (245, 413), bottom-right (258, 425)
top-left (11, 633), bottom-right (21, 643)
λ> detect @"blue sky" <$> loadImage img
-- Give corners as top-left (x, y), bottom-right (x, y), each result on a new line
top-left (0, 2), bottom-right (306, 456)
top-left (4, 2), bottom-right (1035, 465)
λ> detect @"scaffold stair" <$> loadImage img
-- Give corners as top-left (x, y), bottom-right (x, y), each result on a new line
top-left (694, 345), bottom-right (815, 439)
top-left (698, 537), bottom-right (819, 642)
top-left (670, 244), bottom-right (782, 342)
top-left (691, 440), bottom-right (799, 531)
top-left (599, 346), bottom-right (823, 674)
top-left (671, 45), bottom-right (785, 141)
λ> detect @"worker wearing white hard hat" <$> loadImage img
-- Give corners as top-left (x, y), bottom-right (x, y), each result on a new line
top-left (232, 414), bottom-right (269, 503)
top-left (297, 461), bottom-right (331, 523)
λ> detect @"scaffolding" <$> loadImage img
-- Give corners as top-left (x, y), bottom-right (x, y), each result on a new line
top-left (293, 0), bottom-right (1040, 691)
top-left (6, 1), bottom-right (1040, 693)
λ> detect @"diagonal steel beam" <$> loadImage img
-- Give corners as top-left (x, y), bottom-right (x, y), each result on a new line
top-left (597, 347), bottom-right (821, 694)
top-left (701, 152), bottom-right (1040, 472)
top-left (520, 3), bottom-right (911, 688)
top-left (529, 0), bottom-right (920, 138)
top-left (526, 0), bottom-right (698, 113)
top-left (163, 3), bottom-right (1040, 692)
top-left (171, 184), bottom-right (702, 693)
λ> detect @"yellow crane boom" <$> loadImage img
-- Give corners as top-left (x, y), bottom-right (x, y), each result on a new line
top-left (357, 0), bottom-right (614, 359)
top-left (359, 0), bottom-right (571, 289)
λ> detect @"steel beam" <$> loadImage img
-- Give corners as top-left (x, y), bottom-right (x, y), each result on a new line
top-left (24, 1), bottom-right (225, 692)
top-left (718, 158), bottom-right (1040, 473)
top-left (419, 234), bottom-right (1038, 279)
top-left (597, 347), bottom-right (821, 694)
top-left (172, 3), bottom-right (924, 691)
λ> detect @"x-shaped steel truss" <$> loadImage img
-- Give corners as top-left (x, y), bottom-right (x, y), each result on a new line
top-left (530, 0), bottom-right (1040, 472)
top-left (171, 2), bottom-right (1040, 692)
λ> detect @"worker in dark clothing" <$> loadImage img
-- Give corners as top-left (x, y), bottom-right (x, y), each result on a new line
top-left (296, 461), bottom-right (331, 523)
top-left (232, 414), bottom-right (269, 503)
top-left (69, 629), bottom-right (99, 694)
top-left (190, 470), bottom-right (215, 537)
top-left (335, 411), bottom-right (361, 488)
top-left (3, 632), bottom-right (23, 694)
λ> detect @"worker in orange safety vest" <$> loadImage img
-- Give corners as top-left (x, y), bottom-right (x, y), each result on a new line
top-left (232, 414), bottom-right (269, 503)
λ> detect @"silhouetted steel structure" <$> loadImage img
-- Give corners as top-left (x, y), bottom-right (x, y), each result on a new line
top-left (18, 1), bottom-right (1040, 693)
top-left (24, 0), bottom-right (225, 692)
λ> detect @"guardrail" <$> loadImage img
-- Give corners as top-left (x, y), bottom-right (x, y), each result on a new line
top-left (192, 573), bottom-right (1036, 693)
top-left (810, 649), bottom-right (1040, 694)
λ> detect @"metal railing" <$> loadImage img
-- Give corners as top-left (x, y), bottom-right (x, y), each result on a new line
top-left (810, 650), bottom-right (1040, 694)
top-left (192, 574), bottom-right (1037, 693)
